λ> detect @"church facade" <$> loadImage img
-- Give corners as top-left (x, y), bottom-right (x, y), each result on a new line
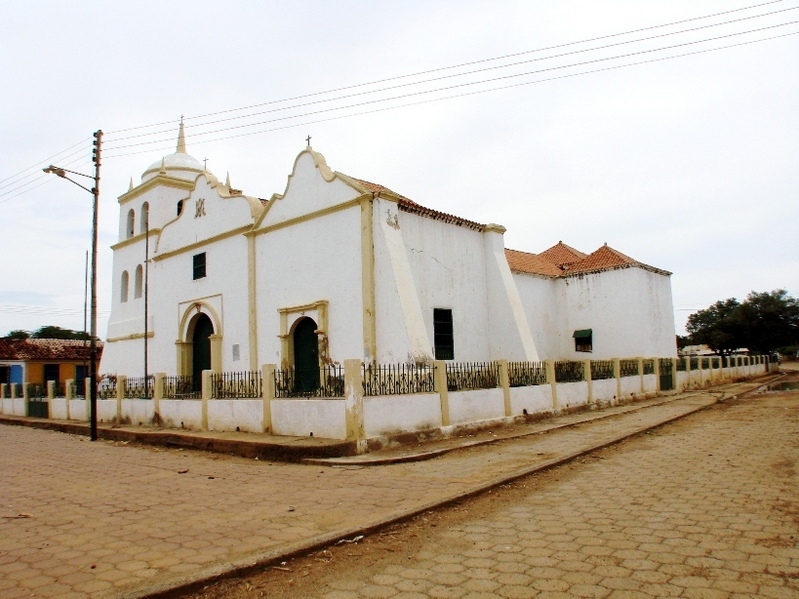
top-left (100, 127), bottom-right (676, 380)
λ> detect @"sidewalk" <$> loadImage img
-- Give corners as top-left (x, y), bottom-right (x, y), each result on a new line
top-left (0, 375), bottom-right (784, 599)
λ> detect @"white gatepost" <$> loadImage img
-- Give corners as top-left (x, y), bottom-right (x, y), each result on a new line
top-left (546, 360), bottom-right (557, 412)
top-left (498, 360), bottom-right (512, 417)
top-left (344, 359), bottom-right (364, 446)
top-left (116, 375), bottom-right (126, 424)
top-left (263, 364), bottom-right (275, 434)
top-left (201, 370), bottom-right (212, 431)
top-left (434, 360), bottom-right (450, 426)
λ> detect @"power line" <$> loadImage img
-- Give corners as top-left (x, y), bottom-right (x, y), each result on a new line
top-left (104, 0), bottom-right (787, 136)
top-left (102, 20), bottom-right (799, 155)
top-left (102, 3), bottom-right (799, 149)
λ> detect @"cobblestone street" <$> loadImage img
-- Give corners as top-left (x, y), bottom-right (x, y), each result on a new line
top-left (196, 387), bottom-right (799, 598)
top-left (1, 380), bottom-right (796, 598)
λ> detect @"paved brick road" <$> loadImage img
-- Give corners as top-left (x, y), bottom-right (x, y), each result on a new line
top-left (0, 381), bottom-right (789, 598)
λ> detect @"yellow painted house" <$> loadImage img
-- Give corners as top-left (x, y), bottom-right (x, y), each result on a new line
top-left (0, 338), bottom-right (102, 390)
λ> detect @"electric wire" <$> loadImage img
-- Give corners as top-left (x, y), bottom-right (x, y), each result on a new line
top-left (1, 2), bottom-right (796, 202)
top-left (102, 20), bottom-right (799, 154)
top-left (105, 3), bottom-right (799, 145)
top-left (104, 0), bottom-right (786, 135)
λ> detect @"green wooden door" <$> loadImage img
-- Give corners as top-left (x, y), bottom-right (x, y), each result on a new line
top-left (293, 318), bottom-right (319, 393)
top-left (192, 314), bottom-right (213, 390)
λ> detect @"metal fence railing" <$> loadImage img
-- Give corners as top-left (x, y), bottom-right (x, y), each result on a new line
top-left (445, 362), bottom-right (500, 391)
top-left (508, 361), bottom-right (547, 387)
top-left (555, 361), bottom-right (585, 383)
top-left (590, 360), bottom-right (614, 381)
top-left (274, 365), bottom-right (345, 398)
top-left (619, 359), bottom-right (639, 378)
top-left (362, 363), bottom-right (435, 396)
top-left (211, 371), bottom-right (262, 399)
top-left (163, 376), bottom-right (198, 399)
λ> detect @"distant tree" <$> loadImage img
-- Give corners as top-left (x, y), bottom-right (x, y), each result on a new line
top-left (737, 289), bottom-right (799, 355)
top-left (685, 298), bottom-right (743, 357)
top-left (4, 330), bottom-right (30, 339)
top-left (30, 325), bottom-right (90, 340)
top-left (676, 335), bottom-right (691, 351)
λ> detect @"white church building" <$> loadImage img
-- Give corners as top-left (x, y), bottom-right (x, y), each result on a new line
top-left (100, 126), bottom-right (676, 383)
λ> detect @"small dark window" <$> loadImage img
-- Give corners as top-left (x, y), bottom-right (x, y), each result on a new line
top-left (193, 252), bottom-right (206, 280)
top-left (433, 308), bottom-right (454, 360)
top-left (574, 329), bottom-right (592, 352)
top-left (177, 200), bottom-right (184, 216)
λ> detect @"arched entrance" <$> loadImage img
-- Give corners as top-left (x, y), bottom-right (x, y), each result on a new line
top-left (192, 313), bottom-right (214, 388)
top-left (293, 317), bottom-right (319, 393)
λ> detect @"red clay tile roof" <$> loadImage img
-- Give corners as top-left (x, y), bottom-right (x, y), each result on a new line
top-left (506, 243), bottom-right (670, 278)
top-left (0, 338), bottom-right (102, 361)
top-left (504, 249), bottom-right (563, 277)
top-left (538, 241), bottom-right (587, 268)
top-left (344, 176), bottom-right (486, 232)
top-left (566, 244), bottom-right (636, 273)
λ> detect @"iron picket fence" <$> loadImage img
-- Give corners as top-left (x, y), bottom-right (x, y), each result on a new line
top-left (619, 359), bottom-right (639, 378)
top-left (125, 376), bottom-right (153, 399)
top-left (163, 376), bottom-right (198, 399)
top-left (274, 365), bottom-right (345, 398)
top-left (362, 363), bottom-right (435, 396)
top-left (211, 371), bottom-right (262, 399)
top-left (590, 360), bottom-right (614, 381)
top-left (508, 361), bottom-right (547, 387)
top-left (554, 361), bottom-right (585, 383)
top-left (445, 362), bottom-right (500, 391)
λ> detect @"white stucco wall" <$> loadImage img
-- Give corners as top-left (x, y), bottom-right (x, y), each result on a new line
top-left (560, 267), bottom-right (676, 360)
top-left (255, 206), bottom-right (364, 366)
top-left (270, 399), bottom-right (347, 440)
top-left (159, 400), bottom-right (203, 430)
top-left (208, 400), bottom-right (263, 433)
top-left (512, 273), bottom-right (562, 359)
top-left (364, 394), bottom-right (442, 437)
top-left (448, 388), bottom-right (505, 425)
top-left (509, 385), bottom-right (552, 416)
top-left (374, 199), bottom-right (495, 363)
top-left (591, 378), bottom-right (618, 404)
top-left (555, 381), bottom-right (589, 411)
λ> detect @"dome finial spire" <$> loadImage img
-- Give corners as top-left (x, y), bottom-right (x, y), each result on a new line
top-left (176, 115), bottom-right (187, 153)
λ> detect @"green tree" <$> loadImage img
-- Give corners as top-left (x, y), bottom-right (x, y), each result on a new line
top-left (30, 325), bottom-right (90, 340)
top-left (685, 298), bottom-right (743, 357)
top-left (4, 330), bottom-right (31, 339)
top-left (737, 289), bottom-right (799, 354)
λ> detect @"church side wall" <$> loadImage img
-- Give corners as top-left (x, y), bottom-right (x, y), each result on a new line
top-left (559, 267), bottom-right (677, 359)
top-left (512, 273), bottom-right (562, 360)
top-left (376, 203), bottom-right (493, 362)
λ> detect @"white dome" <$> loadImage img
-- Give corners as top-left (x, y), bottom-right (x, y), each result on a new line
top-left (140, 121), bottom-right (207, 182)
top-left (141, 152), bottom-right (205, 182)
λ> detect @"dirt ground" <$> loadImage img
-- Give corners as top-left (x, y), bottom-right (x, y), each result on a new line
top-left (182, 380), bottom-right (799, 599)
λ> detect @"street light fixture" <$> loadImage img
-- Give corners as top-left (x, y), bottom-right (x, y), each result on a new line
top-left (43, 130), bottom-right (102, 441)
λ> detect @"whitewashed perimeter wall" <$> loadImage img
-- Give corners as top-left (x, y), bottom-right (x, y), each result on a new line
top-left (2, 362), bottom-right (768, 441)
top-left (364, 394), bottom-right (442, 438)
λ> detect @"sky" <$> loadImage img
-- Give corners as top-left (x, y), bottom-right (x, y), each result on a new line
top-left (0, 0), bottom-right (797, 339)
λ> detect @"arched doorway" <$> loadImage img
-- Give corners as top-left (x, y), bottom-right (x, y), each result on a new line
top-left (192, 314), bottom-right (214, 389)
top-left (293, 317), bottom-right (319, 393)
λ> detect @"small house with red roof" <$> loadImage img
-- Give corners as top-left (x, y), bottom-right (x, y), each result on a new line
top-left (0, 338), bottom-right (101, 390)
top-left (100, 127), bottom-right (676, 382)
